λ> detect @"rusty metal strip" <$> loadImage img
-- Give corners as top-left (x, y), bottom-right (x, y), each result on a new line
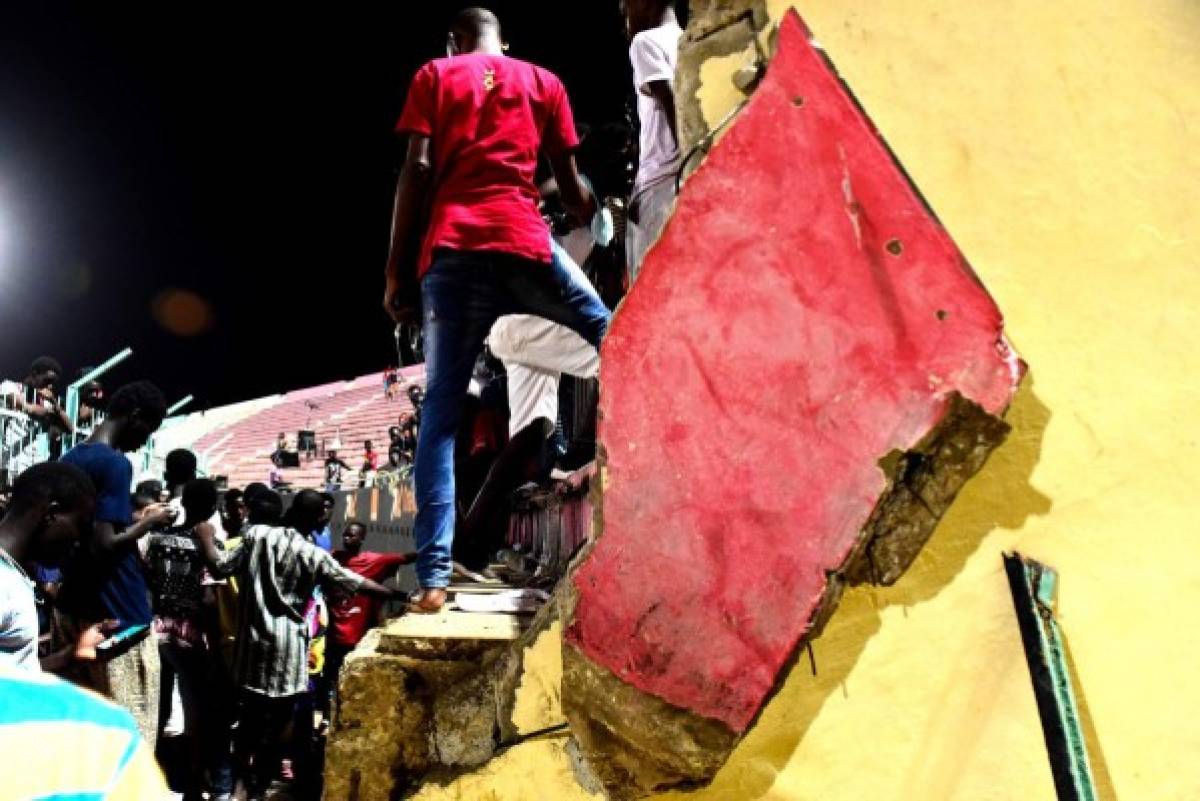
top-left (1004, 552), bottom-right (1097, 801)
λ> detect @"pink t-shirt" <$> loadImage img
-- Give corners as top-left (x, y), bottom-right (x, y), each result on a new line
top-left (396, 54), bottom-right (580, 276)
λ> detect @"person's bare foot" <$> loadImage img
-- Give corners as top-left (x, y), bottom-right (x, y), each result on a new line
top-left (407, 587), bottom-right (447, 614)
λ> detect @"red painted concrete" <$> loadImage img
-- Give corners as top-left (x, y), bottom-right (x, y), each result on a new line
top-left (566, 11), bottom-right (1021, 733)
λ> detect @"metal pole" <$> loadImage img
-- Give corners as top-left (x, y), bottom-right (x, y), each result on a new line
top-left (65, 347), bottom-right (133, 446)
top-left (167, 395), bottom-right (195, 416)
top-left (1004, 552), bottom-right (1098, 801)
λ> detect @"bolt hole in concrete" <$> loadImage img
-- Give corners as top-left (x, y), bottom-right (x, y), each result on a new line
top-left (792, 95), bottom-right (805, 107)
top-left (885, 238), bottom-right (904, 256)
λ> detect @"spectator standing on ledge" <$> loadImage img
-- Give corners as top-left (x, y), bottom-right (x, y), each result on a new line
top-left (624, 0), bottom-right (682, 283)
top-left (2, 357), bottom-right (74, 475)
top-left (405, 385), bottom-right (424, 429)
top-left (58, 380), bottom-right (174, 745)
top-left (324, 451), bottom-right (351, 492)
top-left (360, 440), bottom-right (380, 487)
top-left (383, 8), bottom-right (610, 612)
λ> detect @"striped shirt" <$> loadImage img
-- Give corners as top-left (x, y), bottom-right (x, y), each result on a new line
top-left (212, 525), bottom-right (364, 697)
top-left (0, 667), bottom-right (169, 799)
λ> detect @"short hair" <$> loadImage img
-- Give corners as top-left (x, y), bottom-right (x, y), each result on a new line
top-left (451, 7), bottom-right (501, 39)
top-left (182, 479), bottom-right (218, 520)
top-left (243, 482), bottom-right (269, 502)
top-left (29, 356), bottom-right (64, 378)
top-left (225, 488), bottom-right (243, 504)
top-left (319, 491), bottom-right (335, 506)
top-left (135, 479), bottom-right (164, 498)
top-left (247, 489), bottom-right (283, 524)
top-left (344, 520), bottom-right (367, 535)
top-left (285, 489), bottom-right (325, 531)
top-left (131, 492), bottom-right (157, 511)
top-left (165, 449), bottom-right (198, 484)
top-left (107, 381), bottom-right (167, 423)
top-left (8, 462), bottom-right (95, 516)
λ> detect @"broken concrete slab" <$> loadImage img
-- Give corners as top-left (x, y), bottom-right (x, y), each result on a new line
top-left (563, 9), bottom-right (1023, 797)
top-left (323, 612), bottom-right (525, 800)
top-left (675, 0), bottom-right (771, 159)
top-left (324, 600), bottom-right (576, 800)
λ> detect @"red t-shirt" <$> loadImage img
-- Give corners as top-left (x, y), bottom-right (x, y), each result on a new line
top-left (329, 551), bottom-right (411, 646)
top-left (396, 53), bottom-right (580, 276)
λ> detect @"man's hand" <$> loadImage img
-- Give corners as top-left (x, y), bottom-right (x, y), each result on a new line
top-left (74, 619), bottom-right (120, 662)
top-left (144, 504), bottom-right (176, 528)
top-left (384, 133), bottom-right (433, 325)
top-left (383, 274), bottom-right (420, 325)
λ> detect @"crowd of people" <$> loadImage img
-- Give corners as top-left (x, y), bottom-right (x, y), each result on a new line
top-left (0, 2), bottom-right (683, 797)
top-left (2, 376), bottom-right (416, 799)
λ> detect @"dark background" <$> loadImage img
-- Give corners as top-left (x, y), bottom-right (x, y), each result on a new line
top-left (0, 2), bottom-right (674, 409)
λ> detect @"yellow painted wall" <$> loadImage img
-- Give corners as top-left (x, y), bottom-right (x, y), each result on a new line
top-left (415, 1), bottom-right (1200, 799)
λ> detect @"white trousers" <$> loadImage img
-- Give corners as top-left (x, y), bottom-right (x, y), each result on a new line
top-left (487, 315), bottom-right (599, 438)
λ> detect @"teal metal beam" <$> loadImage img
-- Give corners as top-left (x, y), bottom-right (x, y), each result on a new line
top-left (167, 395), bottom-right (195, 416)
top-left (65, 348), bottom-right (133, 445)
top-left (1004, 552), bottom-right (1098, 801)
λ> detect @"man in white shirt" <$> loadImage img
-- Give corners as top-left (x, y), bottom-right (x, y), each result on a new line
top-left (0, 462), bottom-right (118, 673)
top-left (625, 0), bottom-right (683, 283)
top-left (2, 357), bottom-right (74, 478)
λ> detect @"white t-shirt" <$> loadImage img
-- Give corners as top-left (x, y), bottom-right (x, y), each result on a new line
top-left (630, 20), bottom-right (683, 194)
top-left (0, 551), bottom-right (40, 672)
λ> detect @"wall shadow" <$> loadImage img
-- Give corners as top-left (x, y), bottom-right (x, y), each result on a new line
top-left (1063, 632), bottom-right (1119, 801)
top-left (669, 375), bottom-right (1054, 800)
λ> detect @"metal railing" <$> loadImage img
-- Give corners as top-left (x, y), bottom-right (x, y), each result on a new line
top-left (2, 347), bottom-right (205, 489)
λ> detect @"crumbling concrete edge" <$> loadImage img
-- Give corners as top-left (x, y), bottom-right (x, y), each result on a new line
top-left (559, 386), bottom-right (1019, 799)
top-left (676, 0), bottom-right (771, 180)
top-left (841, 388), bottom-right (1016, 589)
top-left (425, 595), bottom-right (565, 770)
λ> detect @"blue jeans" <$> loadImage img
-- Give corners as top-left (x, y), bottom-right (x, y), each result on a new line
top-left (413, 242), bottom-right (610, 588)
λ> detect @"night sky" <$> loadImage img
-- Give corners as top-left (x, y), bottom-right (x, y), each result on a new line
top-left (0, 3), bottom-right (650, 410)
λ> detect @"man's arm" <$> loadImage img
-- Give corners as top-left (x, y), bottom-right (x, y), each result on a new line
top-left (93, 504), bottom-right (174, 553)
top-left (357, 577), bottom-right (399, 600)
top-left (10, 391), bottom-right (74, 434)
top-left (41, 619), bottom-right (119, 673)
top-left (319, 553), bottom-right (400, 601)
top-left (381, 552), bottom-right (417, 570)
top-left (383, 134), bottom-right (434, 324)
top-left (194, 520), bottom-right (243, 577)
top-left (647, 80), bottom-right (679, 148)
top-left (548, 151), bottom-right (598, 226)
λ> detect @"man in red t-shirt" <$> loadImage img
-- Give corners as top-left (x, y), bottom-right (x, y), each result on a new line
top-left (322, 522), bottom-right (414, 706)
top-left (383, 8), bottom-right (611, 612)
